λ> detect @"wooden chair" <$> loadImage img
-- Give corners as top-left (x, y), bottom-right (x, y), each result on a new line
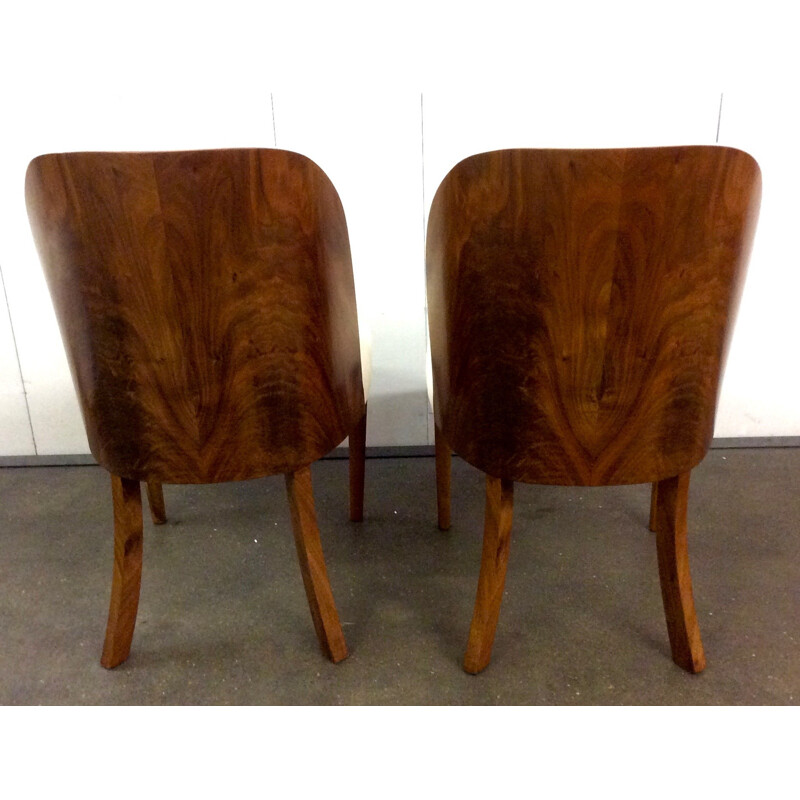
top-left (426, 146), bottom-right (761, 674)
top-left (26, 148), bottom-right (369, 668)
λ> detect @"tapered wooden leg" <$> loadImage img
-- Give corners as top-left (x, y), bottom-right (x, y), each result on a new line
top-left (101, 475), bottom-right (143, 669)
top-left (285, 467), bottom-right (348, 663)
top-left (145, 480), bottom-right (167, 525)
top-left (649, 481), bottom-right (658, 532)
top-left (464, 475), bottom-right (514, 674)
top-left (654, 471), bottom-right (706, 673)
top-left (349, 404), bottom-right (367, 522)
top-left (435, 423), bottom-right (451, 531)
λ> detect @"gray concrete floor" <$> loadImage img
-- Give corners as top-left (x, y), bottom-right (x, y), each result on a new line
top-left (1, 448), bottom-right (798, 705)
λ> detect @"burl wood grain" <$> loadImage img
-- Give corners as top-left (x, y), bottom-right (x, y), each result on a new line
top-left (26, 149), bottom-right (365, 483)
top-left (427, 147), bottom-right (761, 486)
top-left (427, 146), bottom-right (761, 673)
top-left (26, 149), bottom-right (366, 667)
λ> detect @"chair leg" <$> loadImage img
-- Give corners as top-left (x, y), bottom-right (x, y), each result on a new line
top-left (654, 471), bottom-right (706, 673)
top-left (349, 404), bottom-right (367, 522)
top-left (285, 466), bottom-right (349, 663)
top-left (101, 475), bottom-right (144, 669)
top-left (464, 475), bottom-right (514, 674)
top-left (145, 480), bottom-right (167, 525)
top-left (435, 423), bottom-right (451, 530)
top-left (649, 481), bottom-right (658, 532)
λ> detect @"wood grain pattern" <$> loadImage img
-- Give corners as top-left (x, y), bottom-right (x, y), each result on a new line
top-left (146, 480), bottom-right (167, 525)
top-left (427, 147), bottom-right (761, 486)
top-left (101, 475), bottom-right (143, 669)
top-left (26, 149), bottom-right (366, 483)
top-left (349, 405), bottom-right (367, 522)
top-left (285, 467), bottom-right (348, 663)
top-left (463, 476), bottom-right (514, 674)
top-left (427, 146), bottom-right (760, 673)
top-left (655, 471), bottom-right (706, 672)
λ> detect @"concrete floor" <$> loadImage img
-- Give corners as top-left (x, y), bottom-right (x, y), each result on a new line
top-left (1, 448), bottom-right (798, 705)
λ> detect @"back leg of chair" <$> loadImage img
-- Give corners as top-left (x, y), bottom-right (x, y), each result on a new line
top-left (654, 471), bottom-right (706, 673)
top-left (435, 423), bottom-right (451, 530)
top-left (463, 475), bottom-right (514, 674)
top-left (101, 475), bottom-right (144, 669)
top-left (285, 466), bottom-right (349, 663)
top-left (145, 480), bottom-right (167, 525)
top-left (349, 404), bottom-right (367, 522)
top-left (649, 481), bottom-right (658, 532)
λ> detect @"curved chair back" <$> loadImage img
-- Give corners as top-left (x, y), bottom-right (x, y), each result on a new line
top-left (26, 148), bottom-right (364, 483)
top-left (427, 146), bottom-right (761, 485)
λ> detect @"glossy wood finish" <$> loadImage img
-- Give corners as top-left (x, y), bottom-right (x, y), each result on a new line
top-left (427, 147), bottom-right (761, 486)
top-left (427, 147), bottom-right (761, 673)
top-left (101, 476), bottom-right (143, 669)
top-left (26, 149), bottom-right (366, 667)
top-left (145, 481), bottom-right (167, 525)
top-left (286, 467), bottom-right (348, 663)
top-left (434, 422), bottom-right (452, 531)
top-left (26, 149), bottom-right (365, 484)
top-left (654, 472), bottom-right (706, 672)
top-left (348, 405), bottom-right (367, 522)
top-left (464, 476), bottom-right (514, 674)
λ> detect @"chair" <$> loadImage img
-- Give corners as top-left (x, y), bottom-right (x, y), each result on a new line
top-left (426, 146), bottom-right (761, 674)
top-left (26, 148), bottom-right (369, 668)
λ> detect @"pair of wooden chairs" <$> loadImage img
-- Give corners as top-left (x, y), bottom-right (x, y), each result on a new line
top-left (25, 145), bottom-right (761, 674)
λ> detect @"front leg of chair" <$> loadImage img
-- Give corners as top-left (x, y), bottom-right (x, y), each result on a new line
top-left (435, 423), bottom-right (451, 530)
top-left (464, 475), bottom-right (514, 674)
top-left (101, 475), bottom-right (144, 669)
top-left (145, 480), bottom-right (167, 525)
top-left (654, 471), bottom-right (706, 673)
top-left (349, 404), bottom-right (367, 522)
top-left (649, 482), bottom-right (658, 532)
top-left (285, 466), bottom-right (349, 663)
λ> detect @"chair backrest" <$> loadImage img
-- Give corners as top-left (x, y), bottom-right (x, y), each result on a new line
top-left (26, 148), bottom-right (364, 483)
top-left (426, 146), bottom-right (761, 485)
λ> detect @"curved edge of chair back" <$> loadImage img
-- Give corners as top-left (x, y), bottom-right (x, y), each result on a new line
top-left (26, 148), bottom-right (365, 483)
top-left (426, 146), bottom-right (761, 485)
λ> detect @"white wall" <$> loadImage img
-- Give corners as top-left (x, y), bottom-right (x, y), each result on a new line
top-left (714, 89), bottom-right (800, 437)
top-left (273, 93), bottom-right (428, 446)
top-left (1, 1), bottom-right (798, 456)
top-left (0, 268), bottom-right (34, 455)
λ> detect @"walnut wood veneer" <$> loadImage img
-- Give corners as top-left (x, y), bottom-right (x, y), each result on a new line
top-left (427, 146), bottom-right (761, 674)
top-left (26, 148), bottom-right (367, 668)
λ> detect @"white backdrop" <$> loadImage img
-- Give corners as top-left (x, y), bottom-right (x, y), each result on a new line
top-left (1, 1), bottom-right (797, 456)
